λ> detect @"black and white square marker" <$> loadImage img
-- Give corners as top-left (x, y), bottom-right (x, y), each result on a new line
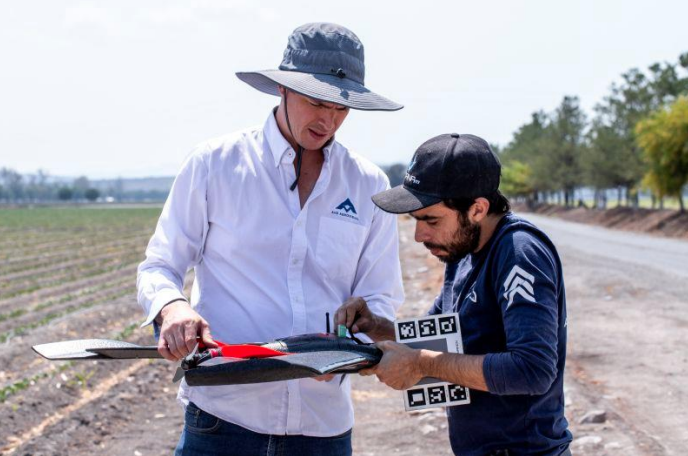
top-left (428, 386), bottom-right (446, 405)
top-left (448, 384), bottom-right (467, 401)
top-left (438, 316), bottom-right (458, 335)
top-left (396, 313), bottom-right (470, 410)
top-left (418, 318), bottom-right (437, 337)
top-left (407, 388), bottom-right (426, 407)
top-left (398, 321), bottom-right (417, 340)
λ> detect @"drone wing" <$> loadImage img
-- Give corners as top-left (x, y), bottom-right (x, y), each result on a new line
top-left (32, 339), bottom-right (162, 360)
top-left (185, 349), bottom-right (380, 386)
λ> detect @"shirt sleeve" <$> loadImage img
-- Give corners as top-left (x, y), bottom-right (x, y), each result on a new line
top-left (427, 294), bottom-right (442, 316)
top-left (482, 231), bottom-right (560, 396)
top-left (351, 177), bottom-right (404, 323)
top-left (137, 145), bottom-right (210, 327)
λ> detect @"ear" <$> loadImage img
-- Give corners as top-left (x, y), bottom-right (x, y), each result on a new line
top-left (277, 85), bottom-right (287, 97)
top-left (468, 198), bottom-right (490, 223)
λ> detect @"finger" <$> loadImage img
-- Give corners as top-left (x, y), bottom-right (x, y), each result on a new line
top-left (358, 367), bottom-right (376, 376)
top-left (200, 321), bottom-right (218, 348)
top-left (345, 305), bottom-right (358, 329)
top-left (157, 335), bottom-right (176, 361)
top-left (168, 329), bottom-right (187, 359)
top-left (334, 306), bottom-right (345, 327)
top-left (335, 304), bottom-right (350, 328)
top-left (313, 374), bottom-right (335, 382)
top-left (183, 322), bottom-right (199, 353)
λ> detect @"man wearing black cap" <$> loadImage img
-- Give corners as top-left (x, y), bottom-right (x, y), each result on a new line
top-left (336, 134), bottom-right (572, 455)
top-left (137, 23), bottom-right (404, 455)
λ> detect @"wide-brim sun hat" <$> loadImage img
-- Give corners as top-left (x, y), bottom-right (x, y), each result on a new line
top-left (236, 23), bottom-right (403, 112)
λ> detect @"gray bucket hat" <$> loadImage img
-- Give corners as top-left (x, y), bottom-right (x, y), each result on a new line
top-left (236, 23), bottom-right (403, 111)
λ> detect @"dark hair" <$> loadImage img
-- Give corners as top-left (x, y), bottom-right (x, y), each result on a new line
top-left (443, 190), bottom-right (510, 216)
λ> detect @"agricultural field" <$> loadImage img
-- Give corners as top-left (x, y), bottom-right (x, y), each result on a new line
top-left (0, 207), bottom-right (454, 455)
top-left (0, 207), bottom-right (171, 454)
top-left (1, 206), bottom-right (686, 455)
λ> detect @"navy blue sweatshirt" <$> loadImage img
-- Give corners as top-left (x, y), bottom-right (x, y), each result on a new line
top-left (429, 213), bottom-right (572, 455)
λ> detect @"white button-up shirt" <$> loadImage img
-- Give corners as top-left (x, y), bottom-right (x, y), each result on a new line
top-left (137, 111), bottom-right (404, 437)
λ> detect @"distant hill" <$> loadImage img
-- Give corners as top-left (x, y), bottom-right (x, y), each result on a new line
top-left (91, 176), bottom-right (175, 192)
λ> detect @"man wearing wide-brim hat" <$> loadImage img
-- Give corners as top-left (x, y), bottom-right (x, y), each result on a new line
top-left (137, 23), bottom-right (404, 455)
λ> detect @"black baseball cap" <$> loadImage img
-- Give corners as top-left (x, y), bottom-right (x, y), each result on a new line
top-left (373, 133), bottom-right (501, 214)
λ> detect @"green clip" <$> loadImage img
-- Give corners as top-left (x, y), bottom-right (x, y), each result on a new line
top-left (337, 324), bottom-right (348, 338)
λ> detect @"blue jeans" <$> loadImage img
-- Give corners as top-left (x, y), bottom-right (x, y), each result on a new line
top-left (175, 402), bottom-right (352, 456)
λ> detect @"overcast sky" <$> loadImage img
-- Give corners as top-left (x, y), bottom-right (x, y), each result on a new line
top-left (1, 0), bottom-right (687, 179)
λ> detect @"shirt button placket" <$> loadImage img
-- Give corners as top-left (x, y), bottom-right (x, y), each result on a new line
top-left (286, 208), bottom-right (308, 434)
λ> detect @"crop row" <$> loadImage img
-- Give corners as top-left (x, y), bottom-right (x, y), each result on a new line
top-left (0, 321), bottom-right (140, 403)
top-left (0, 251), bottom-right (143, 300)
top-left (0, 233), bottom-right (149, 275)
top-left (0, 245), bottom-right (145, 288)
top-left (0, 274), bottom-right (132, 329)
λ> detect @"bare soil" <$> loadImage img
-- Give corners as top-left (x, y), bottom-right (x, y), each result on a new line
top-left (1, 210), bottom-right (686, 455)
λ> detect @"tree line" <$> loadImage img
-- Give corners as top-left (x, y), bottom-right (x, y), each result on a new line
top-left (499, 52), bottom-right (688, 212)
top-left (0, 169), bottom-right (102, 203)
top-left (5, 53), bottom-right (687, 211)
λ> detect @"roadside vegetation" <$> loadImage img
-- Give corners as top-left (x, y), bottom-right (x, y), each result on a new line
top-left (377, 52), bottom-right (688, 213)
top-left (497, 52), bottom-right (688, 212)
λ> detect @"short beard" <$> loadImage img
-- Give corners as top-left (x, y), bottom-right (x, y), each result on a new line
top-left (424, 212), bottom-right (481, 264)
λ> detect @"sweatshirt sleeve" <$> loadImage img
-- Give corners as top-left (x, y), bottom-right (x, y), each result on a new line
top-left (483, 231), bottom-right (561, 395)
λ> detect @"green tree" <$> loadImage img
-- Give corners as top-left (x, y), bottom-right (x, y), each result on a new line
top-left (500, 160), bottom-right (534, 199)
top-left (635, 96), bottom-right (688, 212)
top-left (57, 187), bottom-right (73, 201)
top-left (591, 69), bottom-right (652, 206)
top-left (582, 122), bottom-right (629, 207)
top-left (0, 168), bottom-right (24, 202)
top-left (500, 111), bottom-right (557, 201)
top-left (590, 54), bottom-right (688, 206)
top-left (84, 188), bottom-right (100, 202)
top-left (72, 176), bottom-right (90, 200)
top-left (547, 96), bottom-right (587, 207)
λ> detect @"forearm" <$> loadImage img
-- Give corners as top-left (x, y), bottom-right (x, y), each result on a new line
top-left (418, 350), bottom-right (489, 392)
top-left (482, 351), bottom-right (556, 395)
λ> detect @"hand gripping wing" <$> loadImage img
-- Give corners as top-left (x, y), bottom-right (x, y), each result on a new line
top-left (184, 349), bottom-right (379, 386)
top-left (32, 333), bottom-right (381, 385)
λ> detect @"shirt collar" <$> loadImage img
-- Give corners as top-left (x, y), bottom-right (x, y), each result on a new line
top-left (263, 109), bottom-right (336, 167)
top-left (264, 110), bottom-right (293, 167)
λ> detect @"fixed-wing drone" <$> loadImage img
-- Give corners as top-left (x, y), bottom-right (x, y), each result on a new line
top-left (32, 316), bottom-right (381, 386)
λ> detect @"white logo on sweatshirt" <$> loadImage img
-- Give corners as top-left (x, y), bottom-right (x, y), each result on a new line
top-left (503, 265), bottom-right (536, 308)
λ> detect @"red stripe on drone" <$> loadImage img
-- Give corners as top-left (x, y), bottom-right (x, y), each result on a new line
top-left (212, 344), bottom-right (287, 359)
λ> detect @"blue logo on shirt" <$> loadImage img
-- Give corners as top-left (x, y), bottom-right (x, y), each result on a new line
top-left (335, 198), bottom-right (357, 214)
top-left (332, 198), bottom-right (360, 221)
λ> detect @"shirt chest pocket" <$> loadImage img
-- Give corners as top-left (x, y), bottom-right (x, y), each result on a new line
top-left (315, 217), bottom-right (368, 283)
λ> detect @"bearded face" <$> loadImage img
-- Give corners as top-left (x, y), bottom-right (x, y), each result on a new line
top-left (422, 211), bottom-right (481, 263)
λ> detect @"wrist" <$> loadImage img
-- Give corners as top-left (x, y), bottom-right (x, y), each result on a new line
top-left (416, 349), bottom-right (440, 378)
top-left (368, 314), bottom-right (395, 341)
top-left (157, 299), bottom-right (189, 322)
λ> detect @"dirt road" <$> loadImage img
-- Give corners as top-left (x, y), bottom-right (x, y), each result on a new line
top-left (2, 210), bottom-right (686, 455)
top-left (524, 214), bottom-right (688, 455)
